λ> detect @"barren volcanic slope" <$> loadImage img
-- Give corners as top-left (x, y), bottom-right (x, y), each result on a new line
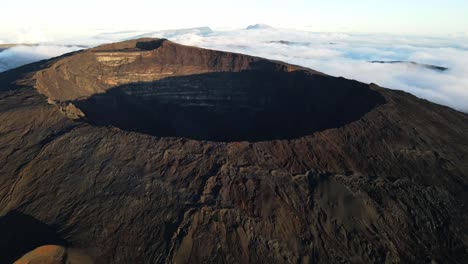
top-left (0, 38), bottom-right (467, 263)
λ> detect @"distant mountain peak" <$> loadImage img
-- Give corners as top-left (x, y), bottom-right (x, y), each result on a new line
top-left (246, 24), bottom-right (273, 30)
top-left (369, 60), bottom-right (449, 72)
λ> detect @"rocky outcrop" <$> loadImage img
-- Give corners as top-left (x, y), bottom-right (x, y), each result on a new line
top-left (14, 245), bottom-right (66, 264)
top-left (0, 38), bottom-right (467, 263)
top-left (14, 245), bottom-right (93, 264)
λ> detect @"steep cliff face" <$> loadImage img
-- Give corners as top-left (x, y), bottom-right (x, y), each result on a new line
top-left (0, 38), bottom-right (467, 263)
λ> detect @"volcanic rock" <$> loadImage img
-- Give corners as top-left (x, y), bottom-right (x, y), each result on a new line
top-left (14, 245), bottom-right (94, 264)
top-left (0, 38), bottom-right (467, 263)
top-left (14, 245), bottom-right (66, 264)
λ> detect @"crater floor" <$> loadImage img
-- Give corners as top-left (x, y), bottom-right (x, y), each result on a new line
top-left (73, 71), bottom-right (383, 141)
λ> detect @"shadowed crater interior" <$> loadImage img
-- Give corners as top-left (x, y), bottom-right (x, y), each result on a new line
top-left (72, 70), bottom-right (384, 142)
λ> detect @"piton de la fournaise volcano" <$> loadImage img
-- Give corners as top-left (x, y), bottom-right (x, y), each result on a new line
top-left (0, 38), bottom-right (467, 263)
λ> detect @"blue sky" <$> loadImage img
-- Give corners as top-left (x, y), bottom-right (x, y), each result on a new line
top-left (1, 0), bottom-right (467, 42)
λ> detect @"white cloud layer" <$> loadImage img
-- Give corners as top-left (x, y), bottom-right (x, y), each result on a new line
top-left (0, 45), bottom-right (83, 72)
top-left (1, 26), bottom-right (467, 112)
top-left (141, 27), bottom-right (468, 112)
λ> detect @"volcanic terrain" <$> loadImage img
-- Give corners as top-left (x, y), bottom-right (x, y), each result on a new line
top-left (0, 38), bottom-right (467, 263)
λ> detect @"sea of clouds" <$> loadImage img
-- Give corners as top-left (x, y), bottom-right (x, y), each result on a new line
top-left (0, 45), bottom-right (84, 73)
top-left (1, 26), bottom-right (467, 112)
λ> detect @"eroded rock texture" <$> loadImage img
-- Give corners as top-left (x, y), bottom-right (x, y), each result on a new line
top-left (0, 38), bottom-right (467, 263)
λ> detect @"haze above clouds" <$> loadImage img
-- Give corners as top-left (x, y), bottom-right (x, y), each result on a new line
top-left (2, 0), bottom-right (468, 37)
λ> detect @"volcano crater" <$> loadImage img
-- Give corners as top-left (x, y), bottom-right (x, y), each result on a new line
top-left (35, 39), bottom-right (384, 142)
top-left (71, 71), bottom-right (384, 142)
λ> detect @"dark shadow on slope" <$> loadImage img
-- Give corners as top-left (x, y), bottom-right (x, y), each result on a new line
top-left (0, 210), bottom-right (69, 263)
top-left (73, 70), bottom-right (385, 142)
